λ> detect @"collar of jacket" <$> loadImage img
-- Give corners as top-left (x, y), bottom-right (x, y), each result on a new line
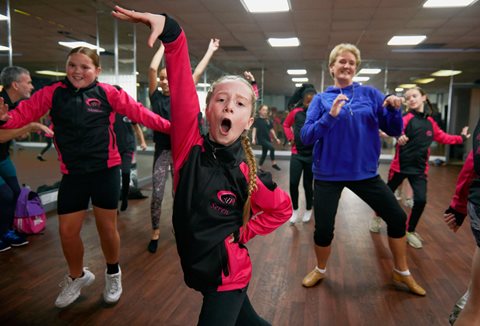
top-left (204, 135), bottom-right (245, 166)
top-left (409, 109), bottom-right (429, 119)
top-left (0, 89), bottom-right (15, 109)
top-left (63, 78), bottom-right (98, 93)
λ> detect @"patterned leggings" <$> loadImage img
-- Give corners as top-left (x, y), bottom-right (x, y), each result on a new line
top-left (150, 149), bottom-right (173, 230)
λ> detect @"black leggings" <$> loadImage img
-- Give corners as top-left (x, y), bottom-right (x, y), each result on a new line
top-left (259, 141), bottom-right (275, 166)
top-left (198, 287), bottom-right (270, 326)
top-left (39, 137), bottom-right (53, 156)
top-left (387, 171), bottom-right (427, 233)
top-left (289, 154), bottom-right (313, 210)
top-left (313, 176), bottom-right (407, 246)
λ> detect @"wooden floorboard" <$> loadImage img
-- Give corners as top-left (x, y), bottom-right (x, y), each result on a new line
top-left (0, 149), bottom-right (475, 325)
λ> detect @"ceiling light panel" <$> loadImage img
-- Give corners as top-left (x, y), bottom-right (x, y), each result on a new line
top-left (268, 37), bottom-right (300, 47)
top-left (423, 0), bottom-right (478, 8)
top-left (287, 69), bottom-right (307, 75)
top-left (240, 0), bottom-right (290, 13)
top-left (388, 35), bottom-right (427, 46)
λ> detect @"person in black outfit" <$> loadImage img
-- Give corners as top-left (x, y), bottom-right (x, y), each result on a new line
top-left (252, 104), bottom-right (281, 171)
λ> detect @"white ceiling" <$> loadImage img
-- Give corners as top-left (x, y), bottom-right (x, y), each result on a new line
top-left (2, 0), bottom-right (480, 97)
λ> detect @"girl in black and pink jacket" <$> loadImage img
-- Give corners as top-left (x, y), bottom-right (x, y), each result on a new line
top-left (0, 47), bottom-right (170, 308)
top-left (283, 86), bottom-right (316, 224)
top-left (112, 7), bottom-right (291, 325)
top-left (370, 87), bottom-right (469, 249)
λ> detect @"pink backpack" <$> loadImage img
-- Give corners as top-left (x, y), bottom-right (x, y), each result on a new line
top-left (13, 187), bottom-right (46, 234)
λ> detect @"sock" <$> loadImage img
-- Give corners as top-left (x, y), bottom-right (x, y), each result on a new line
top-left (394, 268), bottom-right (411, 276)
top-left (315, 266), bottom-right (326, 274)
top-left (107, 263), bottom-right (120, 275)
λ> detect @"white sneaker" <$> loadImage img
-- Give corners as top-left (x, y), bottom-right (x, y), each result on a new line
top-left (406, 232), bottom-right (423, 249)
top-left (289, 209), bottom-right (299, 225)
top-left (104, 268), bottom-right (122, 304)
top-left (404, 198), bottom-right (414, 208)
top-left (302, 209), bottom-right (312, 223)
top-left (55, 267), bottom-right (95, 308)
top-left (369, 216), bottom-right (382, 233)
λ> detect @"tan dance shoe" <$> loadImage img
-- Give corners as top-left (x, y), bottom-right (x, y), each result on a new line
top-left (392, 270), bottom-right (426, 296)
top-left (302, 268), bottom-right (326, 287)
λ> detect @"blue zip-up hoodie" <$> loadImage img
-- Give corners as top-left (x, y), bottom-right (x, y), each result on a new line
top-left (301, 82), bottom-right (402, 181)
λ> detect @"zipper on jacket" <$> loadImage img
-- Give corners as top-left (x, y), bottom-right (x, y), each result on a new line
top-left (219, 242), bottom-right (229, 277)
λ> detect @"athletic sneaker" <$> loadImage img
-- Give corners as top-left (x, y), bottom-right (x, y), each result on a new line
top-left (406, 232), bottom-right (423, 249)
top-left (2, 229), bottom-right (29, 247)
top-left (55, 267), bottom-right (95, 308)
top-left (0, 239), bottom-right (11, 252)
top-left (289, 209), bottom-right (299, 225)
top-left (104, 268), bottom-right (122, 304)
top-left (36, 154), bottom-right (46, 162)
top-left (302, 209), bottom-right (312, 223)
top-left (272, 164), bottom-right (281, 171)
top-left (404, 198), bottom-right (414, 208)
top-left (369, 216), bottom-right (382, 233)
top-left (449, 289), bottom-right (470, 325)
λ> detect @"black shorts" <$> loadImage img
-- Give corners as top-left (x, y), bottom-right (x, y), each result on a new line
top-left (57, 166), bottom-right (120, 214)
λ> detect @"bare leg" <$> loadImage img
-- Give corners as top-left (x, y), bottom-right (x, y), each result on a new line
top-left (456, 247), bottom-right (480, 326)
top-left (93, 206), bottom-right (120, 264)
top-left (58, 210), bottom-right (87, 277)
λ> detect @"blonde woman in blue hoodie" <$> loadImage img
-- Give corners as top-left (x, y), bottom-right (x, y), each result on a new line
top-left (300, 43), bottom-right (425, 296)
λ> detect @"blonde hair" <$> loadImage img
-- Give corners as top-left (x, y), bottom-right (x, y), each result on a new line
top-left (206, 75), bottom-right (258, 228)
top-left (328, 43), bottom-right (361, 77)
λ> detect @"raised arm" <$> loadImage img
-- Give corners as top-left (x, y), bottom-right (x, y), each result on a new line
top-left (192, 38), bottom-right (220, 85)
top-left (0, 122), bottom-right (53, 143)
top-left (148, 43), bottom-right (165, 96)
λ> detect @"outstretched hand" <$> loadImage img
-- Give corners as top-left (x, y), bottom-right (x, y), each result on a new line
top-left (111, 5), bottom-right (166, 48)
top-left (461, 126), bottom-right (471, 139)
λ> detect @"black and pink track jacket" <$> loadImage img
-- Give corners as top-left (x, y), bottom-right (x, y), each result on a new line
top-left (390, 110), bottom-right (464, 176)
top-left (161, 16), bottom-right (292, 292)
top-left (283, 106), bottom-right (313, 156)
top-left (450, 119), bottom-right (480, 212)
top-left (0, 79), bottom-right (170, 174)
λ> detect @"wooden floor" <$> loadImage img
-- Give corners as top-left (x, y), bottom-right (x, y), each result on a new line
top-left (0, 149), bottom-right (475, 326)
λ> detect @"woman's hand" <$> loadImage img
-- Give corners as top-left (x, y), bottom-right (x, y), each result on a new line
top-left (329, 94), bottom-right (348, 117)
top-left (111, 6), bottom-right (166, 48)
top-left (383, 95), bottom-right (402, 109)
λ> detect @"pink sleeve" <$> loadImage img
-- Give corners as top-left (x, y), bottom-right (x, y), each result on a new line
top-left (102, 83), bottom-right (170, 133)
top-left (1, 84), bottom-right (57, 129)
top-left (163, 31), bottom-right (203, 190)
top-left (282, 110), bottom-right (295, 142)
top-left (450, 151), bottom-right (476, 214)
top-left (238, 164), bottom-right (292, 244)
top-left (251, 83), bottom-right (259, 100)
top-left (431, 117), bottom-right (463, 145)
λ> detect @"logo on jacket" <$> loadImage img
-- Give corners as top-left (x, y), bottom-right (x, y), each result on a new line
top-left (217, 191), bottom-right (237, 206)
top-left (85, 98), bottom-right (103, 113)
top-left (426, 130), bottom-right (433, 137)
